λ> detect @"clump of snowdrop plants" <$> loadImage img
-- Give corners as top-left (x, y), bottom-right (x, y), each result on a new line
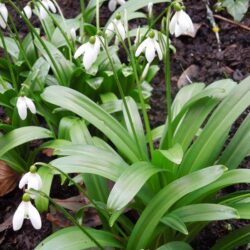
top-left (1, 0), bottom-right (250, 249)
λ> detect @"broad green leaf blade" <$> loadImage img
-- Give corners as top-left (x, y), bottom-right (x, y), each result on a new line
top-left (161, 214), bottom-right (188, 235)
top-left (0, 127), bottom-right (52, 158)
top-left (168, 204), bottom-right (239, 222)
top-left (0, 37), bottom-right (19, 59)
top-left (122, 97), bottom-right (147, 158)
top-left (35, 226), bottom-right (123, 250)
top-left (157, 241), bottom-right (193, 250)
top-left (35, 166), bottom-right (53, 212)
top-left (127, 165), bottom-right (227, 250)
top-left (222, 0), bottom-right (249, 21)
top-left (42, 86), bottom-right (140, 162)
top-left (219, 114), bottom-right (250, 170)
top-left (158, 144), bottom-right (183, 165)
top-left (50, 152), bottom-right (126, 182)
top-left (178, 76), bottom-right (250, 176)
top-left (107, 162), bottom-right (164, 211)
top-left (211, 224), bottom-right (250, 250)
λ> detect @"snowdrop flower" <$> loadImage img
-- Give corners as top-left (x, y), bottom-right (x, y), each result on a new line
top-left (74, 35), bottom-right (102, 70)
top-left (19, 165), bottom-right (42, 192)
top-left (39, 0), bottom-right (56, 20)
top-left (106, 14), bottom-right (126, 41)
top-left (108, 0), bottom-right (126, 12)
top-left (16, 96), bottom-right (36, 120)
top-left (0, 3), bottom-right (8, 29)
top-left (148, 2), bottom-right (153, 18)
top-left (135, 31), bottom-right (163, 63)
top-left (22, 4), bottom-right (32, 19)
top-left (13, 193), bottom-right (42, 231)
top-left (169, 9), bottom-right (194, 37)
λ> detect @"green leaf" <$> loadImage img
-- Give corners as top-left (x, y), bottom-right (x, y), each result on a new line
top-left (219, 114), bottom-right (250, 169)
top-left (157, 241), bottom-right (193, 250)
top-left (0, 37), bottom-right (19, 60)
top-left (158, 144), bottom-right (183, 165)
top-left (0, 127), bottom-right (52, 158)
top-left (167, 203), bottom-right (239, 222)
top-left (35, 226), bottom-right (123, 250)
top-left (35, 166), bottom-right (53, 212)
top-left (161, 214), bottom-right (188, 235)
top-left (178, 76), bottom-right (250, 176)
top-left (211, 224), bottom-right (250, 250)
top-left (222, 0), bottom-right (249, 21)
top-left (127, 165), bottom-right (227, 250)
top-left (42, 86), bottom-right (141, 163)
top-left (107, 162), bottom-right (164, 211)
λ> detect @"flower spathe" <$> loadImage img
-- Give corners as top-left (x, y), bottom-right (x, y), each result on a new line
top-left (169, 9), bottom-right (194, 37)
top-left (19, 167), bottom-right (42, 192)
top-left (13, 194), bottom-right (41, 231)
top-left (0, 3), bottom-right (8, 29)
top-left (108, 0), bottom-right (126, 12)
top-left (135, 31), bottom-right (163, 63)
top-left (74, 36), bottom-right (102, 70)
top-left (16, 96), bottom-right (36, 120)
top-left (105, 15), bottom-right (126, 41)
top-left (39, 0), bottom-right (57, 20)
top-left (22, 5), bottom-right (32, 20)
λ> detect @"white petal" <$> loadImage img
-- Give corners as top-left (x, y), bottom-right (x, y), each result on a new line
top-left (17, 97), bottom-right (27, 120)
top-left (23, 5), bottom-right (32, 19)
top-left (39, 6), bottom-right (48, 20)
top-left (174, 23), bottom-right (183, 37)
top-left (108, 0), bottom-right (117, 12)
top-left (179, 10), bottom-right (194, 34)
top-left (13, 202), bottom-right (25, 231)
top-left (105, 22), bottom-right (114, 37)
top-left (169, 12), bottom-right (177, 35)
top-left (28, 202), bottom-right (42, 230)
top-left (135, 39), bottom-right (149, 57)
top-left (19, 172), bottom-right (30, 189)
top-left (47, 0), bottom-right (57, 13)
top-left (0, 4), bottom-right (8, 29)
top-left (24, 97), bottom-right (36, 114)
top-left (145, 39), bottom-right (155, 63)
top-left (27, 173), bottom-right (41, 191)
top-left (154, 40), bottom-right (163, 60)
top-left (83, 47), bottom-right (98, 70)
top-left (74, 43), bottom-right (87, 59)
top-left (116, 21), bottom-right (126, 40)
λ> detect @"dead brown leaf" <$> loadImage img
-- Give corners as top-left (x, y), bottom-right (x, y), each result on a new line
top-left (0, 161), bottom-right (20, 197)
top-left (42, 148), bottom-right (54, 157)
top-left (177, 65), bottom-right (200, 88)
top-left (184, 23), bottom-right (202, 38)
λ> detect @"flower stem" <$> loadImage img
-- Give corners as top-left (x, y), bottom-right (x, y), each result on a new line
top-left (164, 6), bottom-right (173, 148)
top-left (96, 0), bottom-right (100, 31)
top-left (79, 0), bottom-right (85, 42)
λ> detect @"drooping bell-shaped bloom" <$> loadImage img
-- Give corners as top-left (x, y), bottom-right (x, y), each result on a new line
top-left (169, 9), bottom-right (194, 37)
top-left (13, 194), bottom-right (42, 231)
top-left (0, 3), bottom-right (8, 29)
top-left (135, 31), bottom-right (163, 63)
top-left (74, 35), bottom-right (103, 70)
top-left (108, 0), bottom-right (126, 12)
top-left (105, 14), bottom-right (126, 41)
top-left (22, 5), bottom-right (32, 19)
top-left (19, 165), bottom-right (42, 192)
top-left (16, 96), bottom-right (36, 120)
top-left (39, 0), bottom-right (57, 20)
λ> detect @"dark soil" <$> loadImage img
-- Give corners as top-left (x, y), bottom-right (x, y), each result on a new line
top-left (0, 0), bottom-right (250, 249)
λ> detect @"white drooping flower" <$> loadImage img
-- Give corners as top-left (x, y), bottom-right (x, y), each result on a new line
top-left (13, 194), bottom-right (42, 231)
top-left (74, 35), bottom-right (103, 70)
top-left (105, 14), bottom-right (126, 41)
top-left (22, 5), bottom-right (32, 19)
top-left (135, 31), bottom-right (163, 63)
top-left (0, 3), bottom-right (8, 29)
top-left (108, 0), bottom-right (126, 12)
top-left (19, 166), bottom-right (42, 192)
top-left (39, 0), bottom-right (57, 20)
top-left (169, 9), bottom-right (194, 37)
top-left (16, 96), bottom-right (36, 120)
